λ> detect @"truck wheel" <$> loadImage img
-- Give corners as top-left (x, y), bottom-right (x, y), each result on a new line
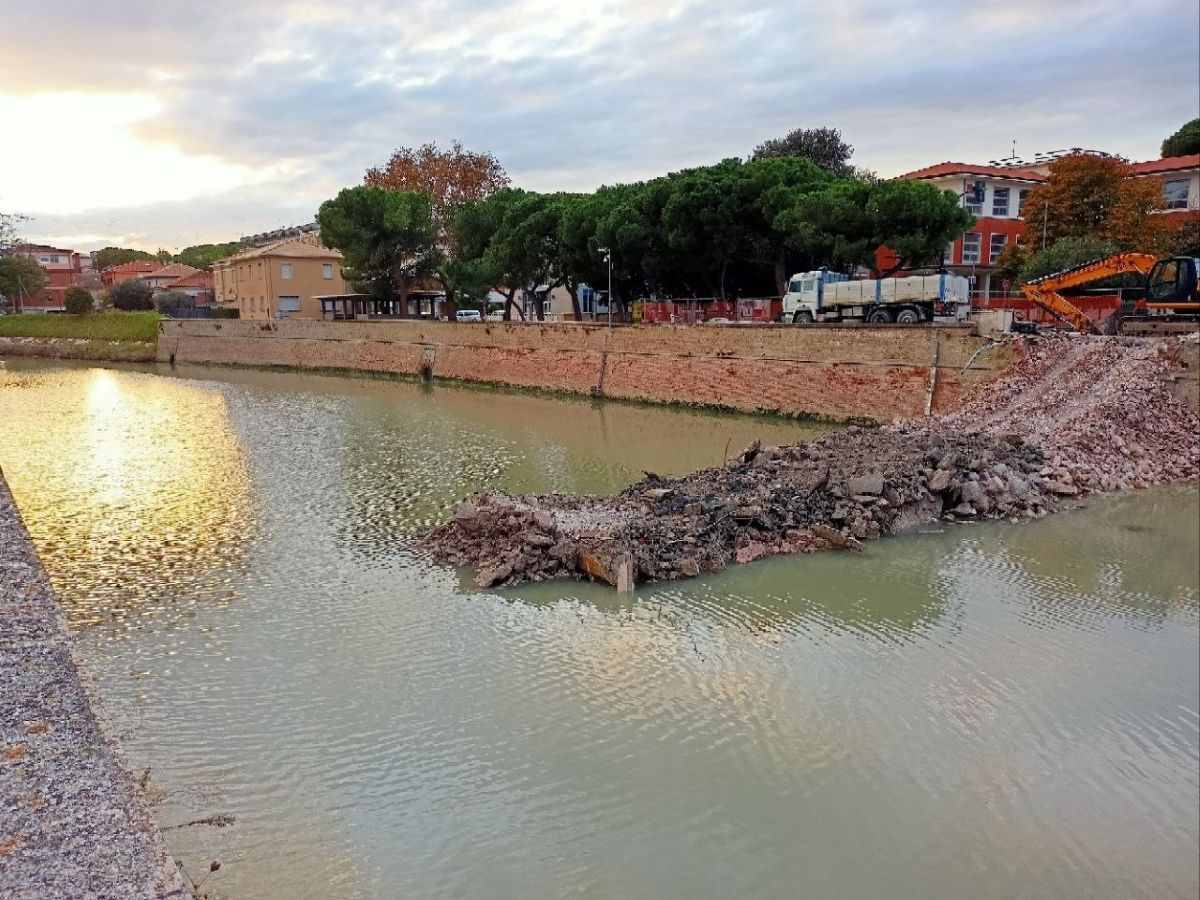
top-left (792, 310), bottom-right (815, 324)
top-left (895, 307), bottom-right (921, 325)
top-left (866, 308), bottom-right (894, 324)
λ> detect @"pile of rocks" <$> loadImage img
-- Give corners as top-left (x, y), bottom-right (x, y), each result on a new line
top-left (931, 332), bottom-right (1200, 491)
top-left (422, 333), bottom-right (1199, 590)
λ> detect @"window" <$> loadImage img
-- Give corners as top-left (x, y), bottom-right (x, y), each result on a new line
top-left (1147, 260), bottom-right (1181, 301)
top-left (579, 285), bottom-right (596, 313)
top-left (322, 263), bottom-right (333, 279)
top-left (1163, 179), bottom-right (1190, 210)
top-left (962, 233), bottom-right (982, 264)
top-left (787, 279), bottom-right (803, 293)
top-left (276, 296), bottom-right (301, 319)
top-left (989, 233), bottom-right (1007, 262)
top-left (945, 242), bottom-right (956, 265)
top-left (991, 188), bottom-right (1010, 217)
top-left (964, 185), bottom-right (983, 215)
top-left (281, 263), bottom-right (293, 279)
top-left (1018, 189), bottom-right (1030, 216)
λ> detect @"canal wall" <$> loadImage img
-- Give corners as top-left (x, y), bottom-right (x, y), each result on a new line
top-left (157, 319), bottom-right (1012, 422)
top-left (0, 475), bottom-right (188, 898)
top-left (0, 336), bottom-right (157, 363)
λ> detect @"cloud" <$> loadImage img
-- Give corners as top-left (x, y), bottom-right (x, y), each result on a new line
top-left (2, 0), bottom-right (1196, 249)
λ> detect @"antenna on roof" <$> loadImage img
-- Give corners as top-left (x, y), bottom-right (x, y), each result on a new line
top-left (988, 139), bottom-right (1028, 168)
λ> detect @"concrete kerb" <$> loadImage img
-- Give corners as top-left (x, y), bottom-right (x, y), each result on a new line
top-left (0, 473), bottom-right (189, 899)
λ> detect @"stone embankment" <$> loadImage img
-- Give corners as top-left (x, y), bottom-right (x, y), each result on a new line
top-left (423, 333), bottom-right (1200, 589)
top-left (0, 476), bottom-right (187, 898)
top-left (158, 318), bottom-right (1009, 422)
top-left (0, 336), bottom-right (157, 363)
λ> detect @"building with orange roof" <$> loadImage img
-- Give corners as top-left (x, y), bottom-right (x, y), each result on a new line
top-left (890, 151), bottom-right (1200, 297)
top-left (100, 259), bottom-right (160, 287)
top-left (161, 269), bottom-right (214, 306)
top-left (6, 244), bottom-right (85, 312)
top-left (1126, 154), bottom-right (1200, 223)
top-left (143, 262), bottom-right (201, 290)
top-left (211, 239), bottom-right (347, 319)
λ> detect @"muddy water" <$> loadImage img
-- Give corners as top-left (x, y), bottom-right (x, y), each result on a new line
top-left (1, 358), bottom-right (1196, 900)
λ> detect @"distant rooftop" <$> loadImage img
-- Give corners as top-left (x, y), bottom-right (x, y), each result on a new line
top-left (146, 262), bottom-right (200, 280)
top-left (15, 243), bottom-right (75, 255)
top-left (101, 259), bottom-right (159, 274)
top-left (166, 270), bottom-right (214, 288)
top-left (217, 238), bottom-right (342, 264)
top-left (239, 222), bottom-right (320, 247)
top-left (1127, 154), bottom-right (1200, 176)
top-left (900, 162), bottom-right (1046, 183)
top-left (984, 148), bottom-right (1119, 168)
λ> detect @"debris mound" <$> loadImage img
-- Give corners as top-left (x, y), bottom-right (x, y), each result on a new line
top-left (422, 334), bottom-right (1199, 589)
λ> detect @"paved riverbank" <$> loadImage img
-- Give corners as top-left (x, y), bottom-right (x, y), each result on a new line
top-left (0, 475), bottom-right (187, 899)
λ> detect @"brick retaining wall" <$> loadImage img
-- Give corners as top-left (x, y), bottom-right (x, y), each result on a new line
top-left (157, 319), bottom-right (1012, 422)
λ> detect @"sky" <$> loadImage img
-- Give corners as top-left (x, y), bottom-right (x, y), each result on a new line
top-left (2, 0), bottom-right (1197, 252)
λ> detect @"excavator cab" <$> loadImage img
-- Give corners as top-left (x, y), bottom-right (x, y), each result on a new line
top-left (1145, 257), bottom-right (1199, 304)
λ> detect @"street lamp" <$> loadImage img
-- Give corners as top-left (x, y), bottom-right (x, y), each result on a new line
top-left (597, 247), bottom-right (612, 329)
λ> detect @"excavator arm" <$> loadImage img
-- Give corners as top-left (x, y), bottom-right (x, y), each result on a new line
top-left (1020, 253), bottom-right (1159, 334)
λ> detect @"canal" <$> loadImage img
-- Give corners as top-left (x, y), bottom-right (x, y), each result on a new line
top-left (1, 358), bottom-right (1197, 899)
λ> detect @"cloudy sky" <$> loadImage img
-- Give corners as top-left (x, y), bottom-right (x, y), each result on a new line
top-left (2, 0), bottom-right (1197, 251)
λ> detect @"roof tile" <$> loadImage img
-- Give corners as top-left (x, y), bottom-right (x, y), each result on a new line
top-left (900, 161), bottom-right (1047, 182)
top-left (1127, 154), bottom-right (1200, 175)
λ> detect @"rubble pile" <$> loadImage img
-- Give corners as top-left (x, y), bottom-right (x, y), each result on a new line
top-left (931, 332), bottom-right (1200, 493)
top-left (422, 334), bottom-right (1200, 590)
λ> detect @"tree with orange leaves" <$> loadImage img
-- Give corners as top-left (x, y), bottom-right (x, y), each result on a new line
top-left (1102, 176), bottom-right (1175, 255)
top-left (1021, 153), bottom-right (1174, 254)
top-left (365, 141), bottom-right (510, 319)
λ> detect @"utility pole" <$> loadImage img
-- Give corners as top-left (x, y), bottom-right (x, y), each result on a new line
top-left (598, 247), bottom-right (613, 329)
top-left (1042, 203), bottom-right (1048, 250)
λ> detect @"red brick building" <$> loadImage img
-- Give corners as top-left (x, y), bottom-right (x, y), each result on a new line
top-left (8, 244), bottom-right (84, 312)
top-left (894, 153), bottom-right (1200, 297)
top-left (894, 162), bottom-right (1047, 297)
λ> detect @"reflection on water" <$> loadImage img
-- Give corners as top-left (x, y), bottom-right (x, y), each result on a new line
top-left (0, 365), bottom-right (251, 629)
top-left (0, 357), bottom-right (1197, 900)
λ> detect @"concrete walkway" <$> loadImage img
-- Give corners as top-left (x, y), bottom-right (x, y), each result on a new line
top-left (0, 474), bottom-right (188, 899)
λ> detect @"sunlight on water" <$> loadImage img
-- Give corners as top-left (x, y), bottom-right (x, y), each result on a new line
top-left (0, 365), bottom-right (252, 629)
top-left (0, 357), bottom-right (1196, 900)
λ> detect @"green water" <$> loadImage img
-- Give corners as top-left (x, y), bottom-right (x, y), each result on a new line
top-left (1, 357), bottom-right (1196, 899)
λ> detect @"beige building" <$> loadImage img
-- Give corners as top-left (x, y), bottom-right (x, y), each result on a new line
top-left (212, 239), bottom-right (347, 320)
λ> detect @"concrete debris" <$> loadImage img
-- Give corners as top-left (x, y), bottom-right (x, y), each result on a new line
top-left (422, 334), bottom-right (1199, 590)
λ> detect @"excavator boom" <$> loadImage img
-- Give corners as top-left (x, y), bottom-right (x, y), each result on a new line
top-left (1020, 253), bottom-right (1159, 334)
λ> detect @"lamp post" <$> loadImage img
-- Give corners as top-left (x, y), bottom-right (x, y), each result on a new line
top-left (597, 247), bottom-right (612, 329)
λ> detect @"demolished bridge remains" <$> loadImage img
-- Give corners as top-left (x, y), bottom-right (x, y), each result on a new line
top-left (422, 333), bottom-right (1200, 590)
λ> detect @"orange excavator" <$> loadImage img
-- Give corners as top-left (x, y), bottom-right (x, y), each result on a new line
top-left (1021, 253), bottom-right (1200, 335)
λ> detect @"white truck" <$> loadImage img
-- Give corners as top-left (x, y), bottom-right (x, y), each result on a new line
top-left (781, 270), bottom-right (971, 324)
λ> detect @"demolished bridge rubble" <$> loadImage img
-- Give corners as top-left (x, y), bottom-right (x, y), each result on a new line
top-left (422, 333), bottom-right (1200, 591)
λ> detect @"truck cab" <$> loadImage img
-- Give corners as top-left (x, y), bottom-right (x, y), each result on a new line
top-left (781, 270), bottom-right (848, 323)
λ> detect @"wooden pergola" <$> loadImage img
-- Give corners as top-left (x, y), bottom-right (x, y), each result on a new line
top-left (315, 292), bottom-right (446, 321)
